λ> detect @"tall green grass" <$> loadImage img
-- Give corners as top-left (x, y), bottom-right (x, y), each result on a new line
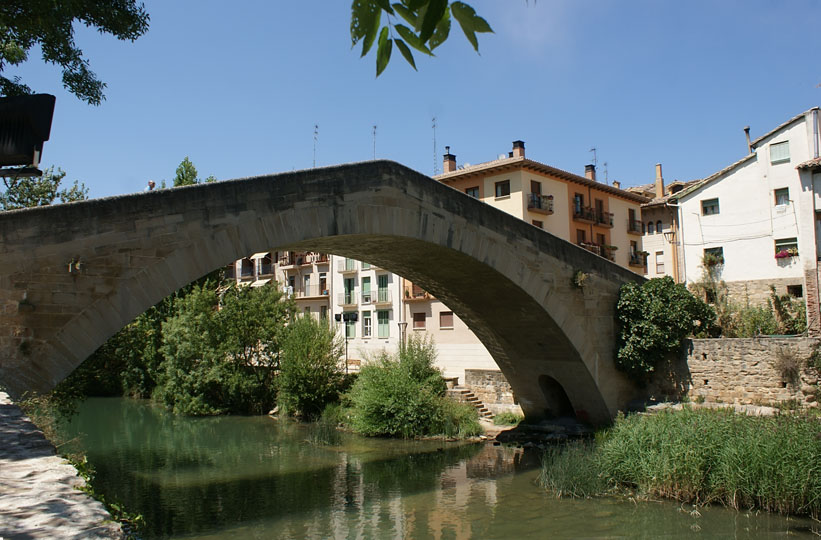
top-left (539, 408), bottom-right (821, 517)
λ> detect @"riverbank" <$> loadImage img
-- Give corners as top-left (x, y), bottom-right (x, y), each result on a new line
top-left (0, 391), bottom-right (122, 539)
top-left (539, 405), bottom-right (821, 518)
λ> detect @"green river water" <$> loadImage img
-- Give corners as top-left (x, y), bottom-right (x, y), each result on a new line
top-left (60, 398), bottom-right (818, 539)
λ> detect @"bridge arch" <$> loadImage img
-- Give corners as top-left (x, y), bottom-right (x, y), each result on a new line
top-left (0, 161), bottom-right (643, 424)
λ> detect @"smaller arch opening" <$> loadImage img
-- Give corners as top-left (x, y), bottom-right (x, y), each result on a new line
top-left (538, 375), bottom-right (575, 419)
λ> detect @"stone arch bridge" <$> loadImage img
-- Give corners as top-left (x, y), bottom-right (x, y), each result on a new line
top-left (0, 161), bottom-right (644, 425)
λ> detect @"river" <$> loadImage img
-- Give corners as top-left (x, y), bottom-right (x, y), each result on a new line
top-left (59, 398), bottom-right (818, 539)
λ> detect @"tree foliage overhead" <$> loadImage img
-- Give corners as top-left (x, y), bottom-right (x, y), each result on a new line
top-left (0, 0), bottom-right (150, 105)
top-left (615, 276), bottom-right (715, 381)
top-left (351, 0), bottom-right (493, 76)
top-left (0, 166), bottom-right (88, 210)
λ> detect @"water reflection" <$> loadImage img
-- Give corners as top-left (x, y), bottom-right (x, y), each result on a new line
top-left (61, 398), bottom-right (818, 539)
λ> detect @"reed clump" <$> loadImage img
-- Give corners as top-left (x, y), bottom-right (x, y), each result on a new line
top-left (540, 407), bottom-right (821, 518)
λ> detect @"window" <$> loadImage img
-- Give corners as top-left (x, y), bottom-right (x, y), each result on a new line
top-left (655, 251), bottom-right (665, 274)
top-left (774, 187), bottom-right (790, 206)
top-left (361, 262), bottom-right (370, 270)
top-left (630, 240), bottom-right (638, 254)
top-left (362, 311), bottom-right (372, 337)
top-left (319, 273), bottom-right (327, 294)
top-left (787, 285), bottom-right (803, 298)
top-left (412, 312), bottom-right (426, 330)
top-left (530, 180), bottom-right (541, 195)
top-left (361, 276), bottom-right (371, 303)
top-left (320, 305), bottom-right (328, 320)
top-left (656, 221), bottom-right (662, 233)
top-left (304, 306), bottom-right (311, 317)
top-left (532, 220), bottom-right (543, 229)
top-left (701, 198), bottom-right (720, 216)
top-left (377, 274), bottom-right (389, 302)
top-left (377, 310), bottom-right (390, 338)
top-left (576, 229), bottom-right (586, 244)
top-left (344, 312), bottom-right (356, 338)
top-left (774, 237), bottom-right (798, 258)
top-left (647, 221), bottom-right (655, 234)
top-left (704, 247), bottom-right (724, 265)
top-left (343, 277), bottom-right (355, 304)
top-left (495, 180), bottom-right (510, 198)
top-left (440, 311), bottom-right (454, 329)
top-left (574, 193), bottom-right (584, 213)
top-left (344, 257), bottom-right (356, 271)
top-left (465, 186), bottom-right (479, 198)
top-left (303, 274), bottom-right (310, 293)
top-left (770, 141), bottom-right (790, 165)
top-left (596, 233), bottom-right (606, 246)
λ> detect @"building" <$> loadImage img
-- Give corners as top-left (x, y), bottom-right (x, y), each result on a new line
top-left (631, 108), bottom-right (821, 333)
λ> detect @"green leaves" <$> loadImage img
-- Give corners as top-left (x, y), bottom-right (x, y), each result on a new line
top-left (351, 0), bottom-right (492, 76)
top-left (450, 1), bottom-right (493, 52)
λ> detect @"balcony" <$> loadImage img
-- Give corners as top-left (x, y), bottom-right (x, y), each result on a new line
top-left (404, 289), bottom-right (432, 302)
top-left (629, 252), bottom-right (648, 269)
top-left (527, 193), bottom-right (554, 215)
top-left (337, 292), bottom-right (357, 307)
top-left (278, 253), bottom-right (297, 267)
top-left (309, 253), bottom-right (329, 264)
top-left (337, 260), bottom-right (358, 274)
top-left (578, 242), bottom-right (601, 256)
top-left (374, 290), bottom-right (392, 306)
top-left (573, 206), bottom-right (596, 223)
top-left (578, 242), bottom-right (617, 262)
top-left (256, 262), bottom-right (273, 277)
top-left (595, 211), bottom-right (614, 228)
top-left (294, 284), bottom-right (330, 299)
top-left (627, 219), bottom-right (643, 236)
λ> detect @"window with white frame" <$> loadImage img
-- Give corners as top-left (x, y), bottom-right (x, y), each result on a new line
top-left (655, 251), bottom-right (665, 274)
top-left (774, 187), bottom-right (790, 206)
top-left (770, 141), bottom-right (790, 165)
top-left (362, 311), bottom-right (372, 337)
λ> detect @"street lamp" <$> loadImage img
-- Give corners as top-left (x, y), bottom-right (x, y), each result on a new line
top-left (335, 312), bottom-right (358, 373)
top-left (0, 94), bottom-right (56, 177)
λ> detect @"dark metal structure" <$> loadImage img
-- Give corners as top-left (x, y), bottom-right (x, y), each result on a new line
top-left (0, 94), bottom-right (56, 177)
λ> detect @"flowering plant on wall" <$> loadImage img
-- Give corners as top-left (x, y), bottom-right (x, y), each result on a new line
top-left (775, 248), bottom-right (798, 259)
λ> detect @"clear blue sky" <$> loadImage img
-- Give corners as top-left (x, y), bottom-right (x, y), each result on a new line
top-left (11, 0), bottom-right (821, 198)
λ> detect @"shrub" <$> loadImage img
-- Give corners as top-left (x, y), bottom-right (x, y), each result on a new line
top-left (278, 315), bottom-right (344, 420)
top-left (493, 411), bottom-right (523, 425)
top-left (540, 441), bottom-right (606, 498)
top-left (615, 277), bottom-right (715, 381)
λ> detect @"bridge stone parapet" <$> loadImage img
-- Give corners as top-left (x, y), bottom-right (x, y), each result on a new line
top-left (0, 160), bottom-right (643, 425)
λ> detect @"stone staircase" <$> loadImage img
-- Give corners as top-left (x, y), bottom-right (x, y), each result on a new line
top-left (447, 385), bottom-right (494, 419)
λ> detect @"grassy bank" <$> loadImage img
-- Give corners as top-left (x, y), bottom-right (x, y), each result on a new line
top-left (540, 407), bottom-right (821, 518)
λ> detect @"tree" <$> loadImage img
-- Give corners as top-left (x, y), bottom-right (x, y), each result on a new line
top-left (351, 1), bottom-right (493, 75)
top-left (278, 315), bottom-right (344, 419)
top-left (173, 156), bottom-right (198, 186)
top-left (0, 1), bottom-right (150, 105)
top-left (615, 277), bottom-right (716, 381)
top-left (0, 166), bottom-right (88, 210)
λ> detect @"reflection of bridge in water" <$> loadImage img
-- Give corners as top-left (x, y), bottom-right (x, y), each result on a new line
top-left (0, 161), bottom-right (643, 424)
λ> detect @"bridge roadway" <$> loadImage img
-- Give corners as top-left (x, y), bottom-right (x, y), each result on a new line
top-left (0, 160), bottom-right (644, 425)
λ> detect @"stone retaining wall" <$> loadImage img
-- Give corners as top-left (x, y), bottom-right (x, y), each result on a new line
top-left (465, 369), bottom-right (522, 415)
top-left (650, 337), bottom-right (819, 408)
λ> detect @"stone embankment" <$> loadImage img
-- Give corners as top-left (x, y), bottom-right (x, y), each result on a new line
top-left (0, 392), bottom-right (121, 539)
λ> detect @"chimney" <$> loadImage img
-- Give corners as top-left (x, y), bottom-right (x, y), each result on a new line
top-left (744, 126), bottom-right (752, 154)
top-left (443, 146), bottom-right (456, 173)
top-left (512, 140), bottom-right (525, 158)
top-left (612, 180), bottom-right (621, 189)
top-left (655, 163), bottom-right (664, 198)
top-left (584, 164), bottom-right (596, 181)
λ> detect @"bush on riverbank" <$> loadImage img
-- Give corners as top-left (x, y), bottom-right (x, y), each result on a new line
top-left (345, 334), bottom-right (481, 438)
top-left (539, 407), bottom-right (821, 517)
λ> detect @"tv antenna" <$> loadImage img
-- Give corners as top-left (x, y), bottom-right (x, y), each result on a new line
top-left (589, 147), bottom-right (597, 167)
top-left (313, 124), bottom-right (319, 168)
top-left (603, 161), bottom-right (608, 184)
top-left (373, 125), bottom-right (377, 160)
top-left (432, 116), bottom-right (438, 175)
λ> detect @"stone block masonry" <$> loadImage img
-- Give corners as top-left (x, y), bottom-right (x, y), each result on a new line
top-left (465, 369), bottom-right (523, 416)
top-left (651, 337), bottom-right (819, 408)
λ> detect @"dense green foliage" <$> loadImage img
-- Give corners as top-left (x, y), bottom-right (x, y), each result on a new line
top-left (278, 316), bottom-right (344, 419)
top-left (345, 334), bottom-right (480, 438)
top-left (540, 408), bottom-right (821, 518)
top-left (154, 282), bottom-right (294, 416)
top-left (0, 166), bottom-right (88, 210)
top-left (492, 411), bottom-right (523, 426)
top-left (0, 0), bottom-right (149, 104)
top-left (615, 277), bottom-right (715, 381)
top-left (351, 1), bottom-right (492, 75)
